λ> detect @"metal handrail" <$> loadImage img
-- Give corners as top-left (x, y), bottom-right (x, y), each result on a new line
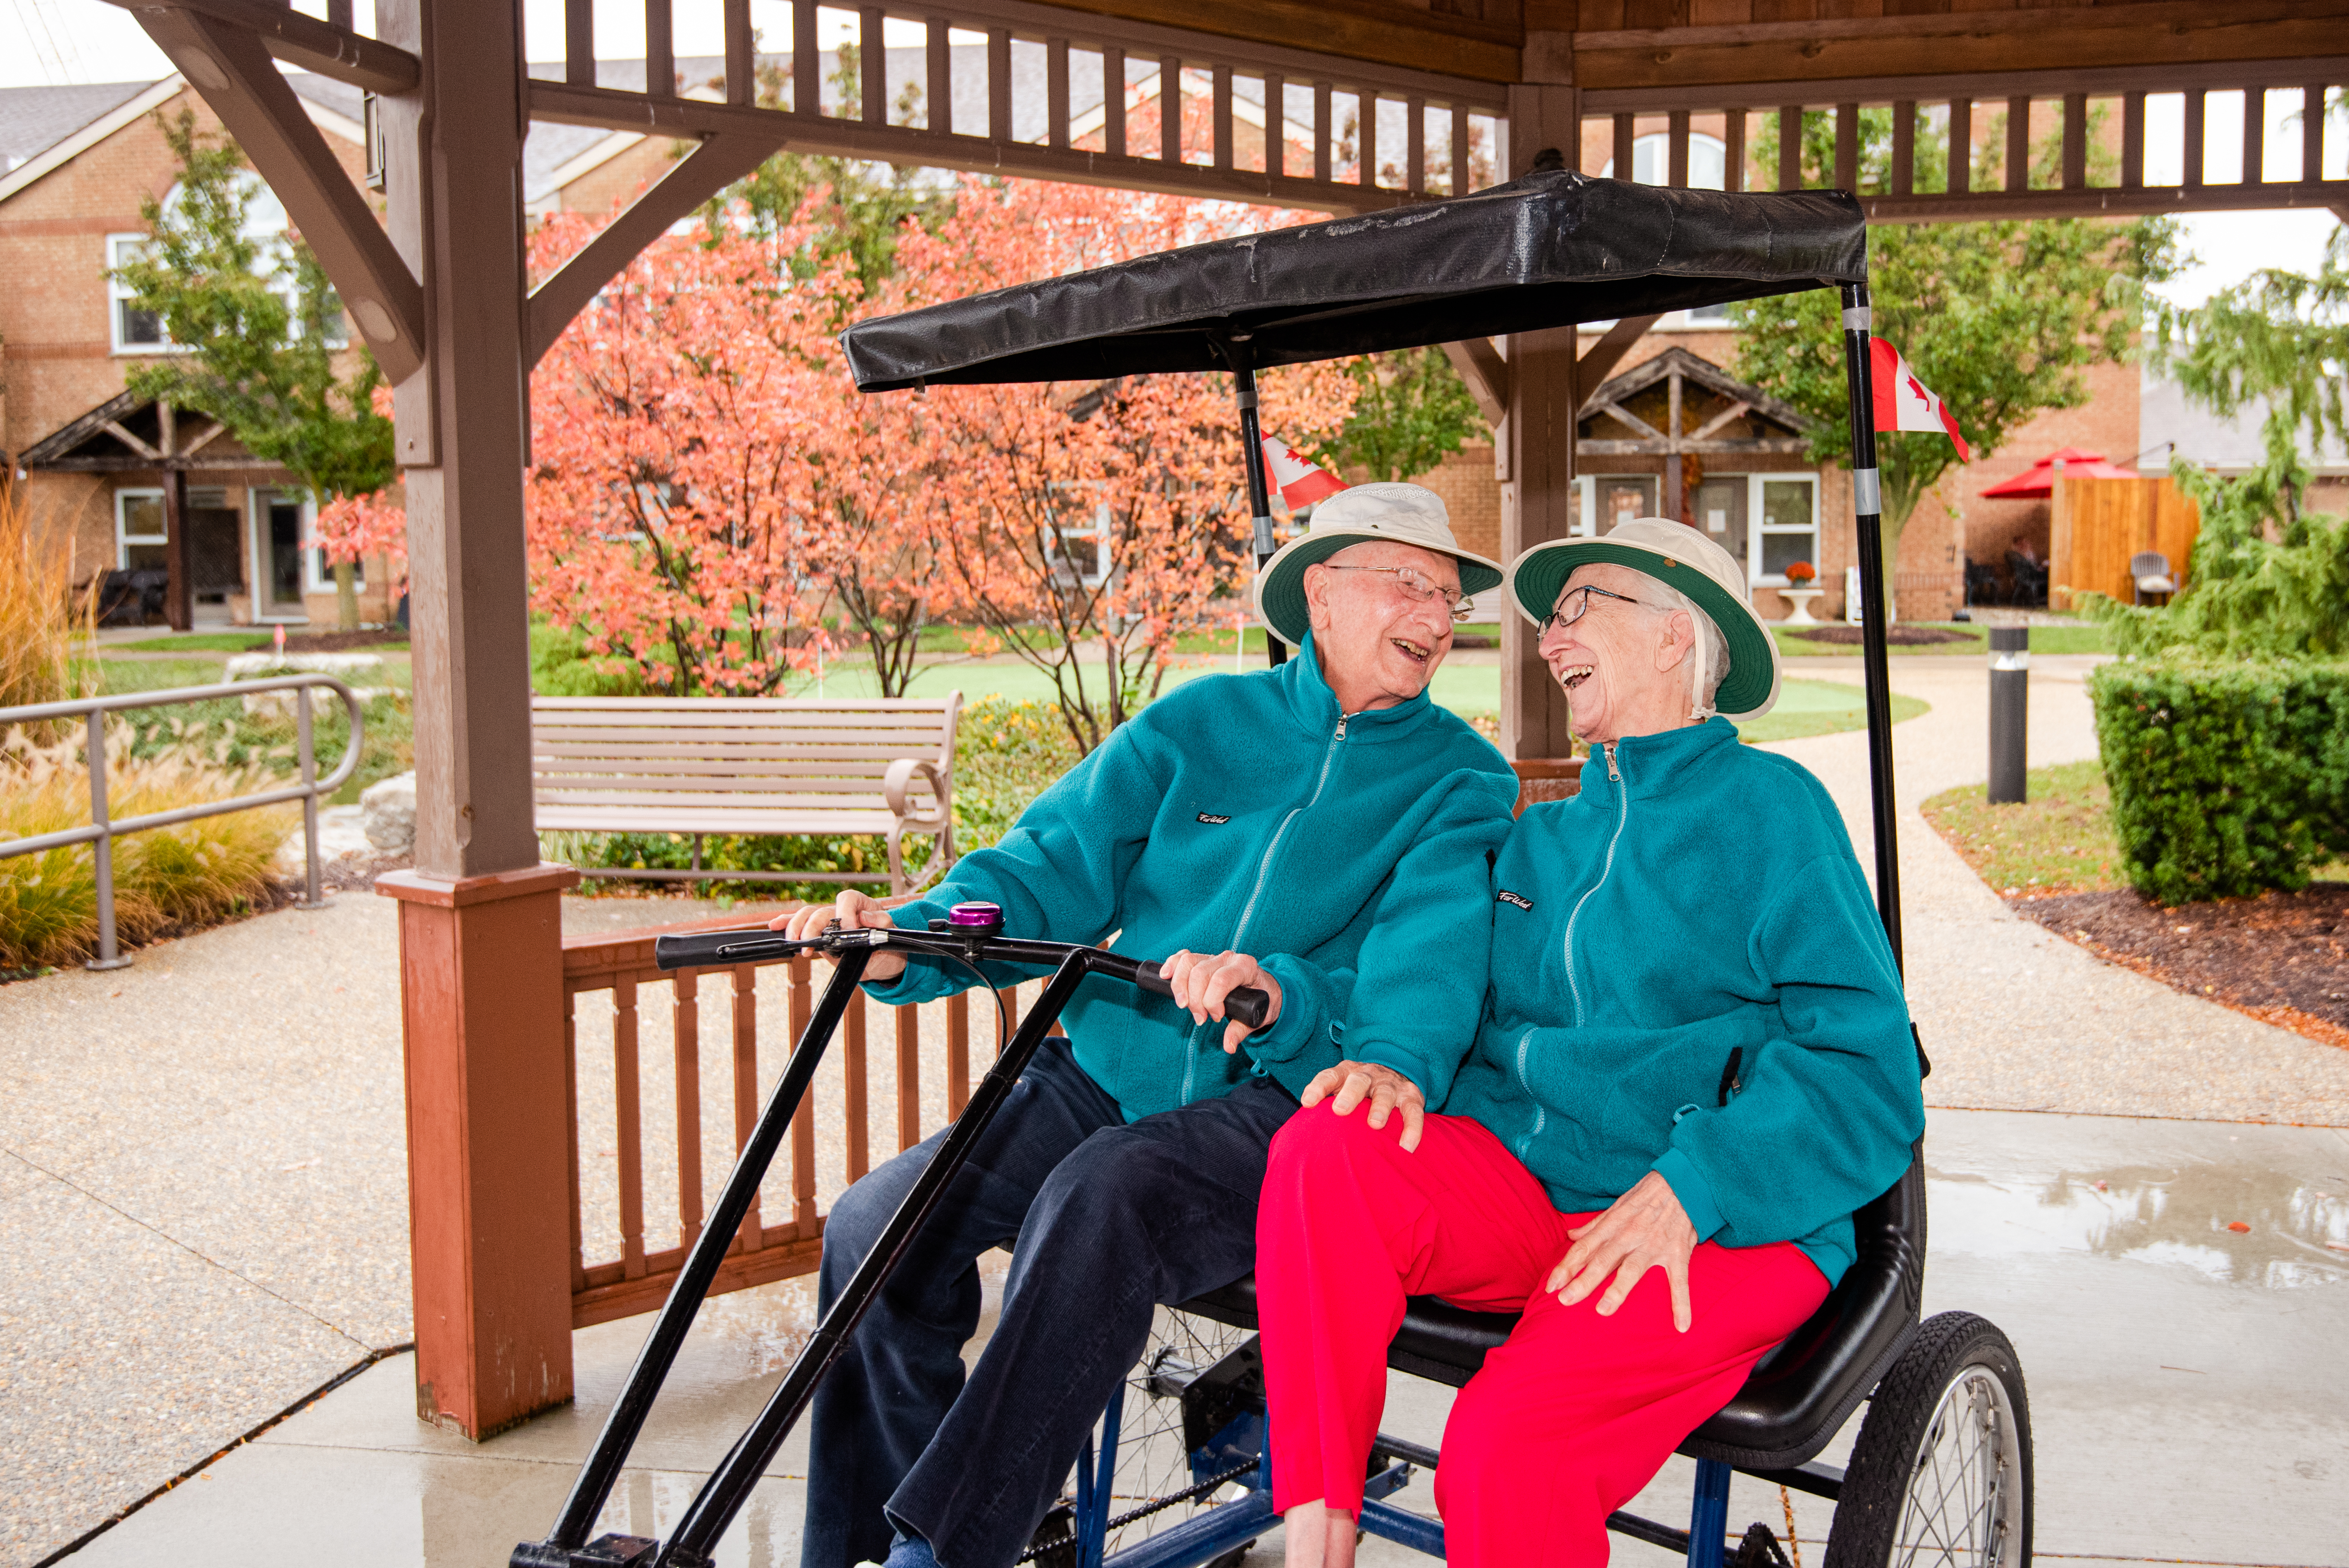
top-left (0, 673), bottom-right (368, 970)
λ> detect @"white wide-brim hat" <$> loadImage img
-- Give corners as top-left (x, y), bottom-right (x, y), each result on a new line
top-left (1505, 518), bottom-right (1782, 719)
top-left (1252, 482), bottom-right (1504, 648)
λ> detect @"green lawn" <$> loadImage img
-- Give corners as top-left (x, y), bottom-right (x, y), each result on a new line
top-left (1771, 621), bottom-right (2112, 658)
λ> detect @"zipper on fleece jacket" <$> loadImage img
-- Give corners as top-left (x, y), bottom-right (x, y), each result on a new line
top-left (1515, 740), bottom-right (1629, 1162)
top-left (1180, 711), bottom-right (1351, 1106)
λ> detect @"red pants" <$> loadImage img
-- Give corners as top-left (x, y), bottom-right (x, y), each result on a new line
top-left (1256, 1104), bottom-right (1829, 1568)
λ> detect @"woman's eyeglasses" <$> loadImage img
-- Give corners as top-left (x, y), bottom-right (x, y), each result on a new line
top-left (1322, 564), bottom-right (1476, 623)
top-left (1538, 583), bottom-right (1642, 635)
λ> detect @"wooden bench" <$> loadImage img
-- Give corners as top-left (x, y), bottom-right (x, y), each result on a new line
top-left (531, 694), bottom-right (961, 894)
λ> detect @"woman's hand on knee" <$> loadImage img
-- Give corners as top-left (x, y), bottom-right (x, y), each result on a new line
top-left (1160, 948), bottom-right (1283, 1053)
top-left (1546, 1171), bottom-right (1697, 1332)
top-left (769, 888), bottom-right (906, 982)
top-left (1299, 1061), bottom-right (1427, 1153)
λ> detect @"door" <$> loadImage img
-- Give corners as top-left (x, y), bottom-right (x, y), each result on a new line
top-left (1592, 476), bottom-right (1658, 536)
top-left (254, 491), bottom-right (308, 619)
top-left (1695, 477), bottom-right (1746, 577)
top-left (189, 508), bottom-right (242, 599)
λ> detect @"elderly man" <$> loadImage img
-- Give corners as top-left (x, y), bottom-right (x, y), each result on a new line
top-left (784, 482), bottom-right (1519, 1568)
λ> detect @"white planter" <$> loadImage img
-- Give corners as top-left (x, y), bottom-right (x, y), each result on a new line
top-left (1779, 587), bottom-right (1824, 624)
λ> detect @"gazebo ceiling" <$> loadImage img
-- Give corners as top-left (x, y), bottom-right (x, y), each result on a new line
top-left (1054, 0), bottom-right (2349, 87)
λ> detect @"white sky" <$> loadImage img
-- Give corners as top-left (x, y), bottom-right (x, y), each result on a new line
top-left (6, 0), bottom-right (2341, 302)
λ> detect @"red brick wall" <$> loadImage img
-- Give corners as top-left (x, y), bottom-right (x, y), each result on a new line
top-left (1, 86), bottom-right (394, 622)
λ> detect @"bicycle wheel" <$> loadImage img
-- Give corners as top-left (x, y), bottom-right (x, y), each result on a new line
top-left (1824, 1311), bottom-right (2033, 1568)
top-left (1032, 1305), bottom-right (1260, 1566)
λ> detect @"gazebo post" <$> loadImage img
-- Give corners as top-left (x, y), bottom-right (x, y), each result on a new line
top-left (370, 0), bottom-right (580, 1441)
top-left (1497, 87), bottom-right (1582, 765)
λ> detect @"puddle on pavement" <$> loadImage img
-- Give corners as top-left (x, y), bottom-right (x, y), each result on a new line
top-left (1927, 1154), bottom-right (2349, 1289)
top-left (666, 1248), bottom-right (1013, 1381)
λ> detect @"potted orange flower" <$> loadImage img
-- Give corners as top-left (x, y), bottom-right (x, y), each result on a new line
top-left (1779, 560), bottom-right (1824, 625)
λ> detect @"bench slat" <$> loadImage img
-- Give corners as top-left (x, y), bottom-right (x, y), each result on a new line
top-left (532, 695), bottom-right (955, 711)
top-left (531, 725), bottom-right (951, 749)
top-left (538, 808), bottom-right (905, 833)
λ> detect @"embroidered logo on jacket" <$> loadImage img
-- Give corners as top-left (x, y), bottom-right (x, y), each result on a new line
top-left (1196, 813), bottom-right (1231, 825)
top-left (1497, 890), bottom-right (1533, 910)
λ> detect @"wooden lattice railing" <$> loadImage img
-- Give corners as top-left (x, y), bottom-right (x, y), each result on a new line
top-left (562, 912), bottom-right (1027, 1327)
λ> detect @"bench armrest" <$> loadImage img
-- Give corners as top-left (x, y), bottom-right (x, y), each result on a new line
top-left (884, 757), bottom-right (950, 826)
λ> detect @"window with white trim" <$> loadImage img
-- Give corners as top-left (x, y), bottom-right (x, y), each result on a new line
top-left (116, 487), bottom-right (167, 570)
top-left (1749, 474), bottom-right (1820, 584)
top-left (1046, 487), bottom-right (1111, 588)
top-left (108, 235), bottom-right (169, 352)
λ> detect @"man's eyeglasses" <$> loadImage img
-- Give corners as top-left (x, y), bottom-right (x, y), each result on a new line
top-left (1322, 564), bottom-right (1475, 623)
top-left (1538, 583), bottom-right (1642, 635)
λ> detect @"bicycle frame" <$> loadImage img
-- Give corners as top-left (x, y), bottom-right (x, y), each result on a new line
top-left (513, 917), bottom-right (1266, 1568)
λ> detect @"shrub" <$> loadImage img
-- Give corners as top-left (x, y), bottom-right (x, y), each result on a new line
top-left (0, 724), bottom-right (293, 971)
top-left (2089, 656), bottom-right (2349, 905)
top-left (0, 486), bottom-right (96, 724)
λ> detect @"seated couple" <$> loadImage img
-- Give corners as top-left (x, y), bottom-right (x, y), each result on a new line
top-left (779, 484), bottom-right (1926, 1568)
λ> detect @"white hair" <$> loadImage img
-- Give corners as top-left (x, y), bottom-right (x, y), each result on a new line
top-left (1631, 574), bottom-right (1729, 720)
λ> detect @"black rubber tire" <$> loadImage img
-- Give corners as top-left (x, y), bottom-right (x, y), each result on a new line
top-left (1823, 1311), bottom-right (2033, 1568)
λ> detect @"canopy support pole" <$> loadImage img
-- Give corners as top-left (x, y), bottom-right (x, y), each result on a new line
top-left (1837, 282), bottom-right (1903, 971)
top-left (1233, 359), bottom-right (1286, 667)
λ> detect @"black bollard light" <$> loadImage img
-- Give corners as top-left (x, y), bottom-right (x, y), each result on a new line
top-left (1988, 625), bottom-right (2029, 803)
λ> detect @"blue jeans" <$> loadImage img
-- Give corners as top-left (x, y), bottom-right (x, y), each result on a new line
top-left (800, 1035), bottom-right (1295, 1568)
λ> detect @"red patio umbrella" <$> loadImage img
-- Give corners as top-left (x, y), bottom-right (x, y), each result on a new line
top-left (1977, 446), bottom-right (2139, 498)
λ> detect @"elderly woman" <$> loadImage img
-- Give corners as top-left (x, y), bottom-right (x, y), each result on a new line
top-left (1256, 519), bottom-right (1926, 1568)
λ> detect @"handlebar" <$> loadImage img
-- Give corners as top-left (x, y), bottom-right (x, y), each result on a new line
top-left (651, 923), bottom-right (1273, 1031)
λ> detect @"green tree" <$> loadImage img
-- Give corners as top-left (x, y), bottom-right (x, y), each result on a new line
top-left (1315, 347), bottom-right (1485, 483)
top-left (724, 41), bottom-right (945, 291)
top-left (110, 111), bottom-right (393, 630)
top-left (1730, 111), bottom-right (2181, 584)
top-left (2087, 225), bottom-right (2349, 657)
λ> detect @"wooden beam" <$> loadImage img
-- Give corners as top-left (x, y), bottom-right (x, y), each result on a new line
top-left (526, 79), bottom-right (1394, 213)
top-left (1687, 400), bottom-right (1753, 443)
top-left (1014, 0), bottom-right (1519, 83)
top-left (1443, 338), bottom-right (1510, 430)
top-left (101, 0), bottom-right (420, 93)
top-left (1592, 398), bottom-right (1664, 443)
top-left (101, 419), bottom-right (161, 459)
top-left (1862, 180), bottom-right (2349, 223)
top-left (526, 135), bottom-right (779, 369)
top-left (1576, 314), bottom-right (1661, 395)
top-left (138, 6), bottom-right (425, 382)
top-left (1570, 3), bottom-right (2349, 94)
top-left (1580, 54), bottom-right (2349, 116)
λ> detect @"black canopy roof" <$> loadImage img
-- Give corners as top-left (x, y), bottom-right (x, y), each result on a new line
top-left (841, 170), bottom-right (1867, 392)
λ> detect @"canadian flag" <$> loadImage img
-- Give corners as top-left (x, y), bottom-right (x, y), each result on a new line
top-left (1260, 436), bottom-right (1347, 510)
top-left (1871, 338), bottom-right (1972, 461)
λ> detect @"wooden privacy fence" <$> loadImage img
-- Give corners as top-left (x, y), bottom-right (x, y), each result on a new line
top-left (2050, 475), bottom-right (2200, 611)
top-left (562, 917), bottom-right (1036, 1328)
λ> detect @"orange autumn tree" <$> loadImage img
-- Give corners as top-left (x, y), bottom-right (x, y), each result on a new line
top-left (524, 211), bottom-right (859, 695)
top-left (882, 176), bottom-right (1357, 752)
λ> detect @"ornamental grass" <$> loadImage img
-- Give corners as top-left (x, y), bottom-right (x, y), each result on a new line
top-left (0, 486), bottom-right (97, 726)
top-left (0, 724), bottom-right (293, 973)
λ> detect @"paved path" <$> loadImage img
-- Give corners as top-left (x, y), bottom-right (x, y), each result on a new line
top-left (7, 653), bottom-right (2347, 1566)
top-left (1767, 655), bottom-right (2349, 1127)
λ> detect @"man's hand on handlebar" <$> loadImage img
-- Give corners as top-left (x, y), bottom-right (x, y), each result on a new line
top-left (1160, 949), bottom-right (1283, 1054)
top-left (1300, 1061), bottom-right (1427, 1153)
top-left (771, 889), bottom-right (905, 983)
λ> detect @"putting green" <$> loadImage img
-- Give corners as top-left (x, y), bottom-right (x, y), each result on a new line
top-left (786, 659), bottom-right (1923, 742)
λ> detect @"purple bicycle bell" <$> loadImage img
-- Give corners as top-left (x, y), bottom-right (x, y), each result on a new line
top-left (948, 901), bottom-right (1003, 933)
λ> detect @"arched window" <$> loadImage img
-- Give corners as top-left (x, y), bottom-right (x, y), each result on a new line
top-left (1600, 132), bottom-right (1729, 192)
top-left (108, 174), bottom-right (344, 354)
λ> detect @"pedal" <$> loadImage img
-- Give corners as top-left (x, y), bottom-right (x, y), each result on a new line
top-left (1732, 1521), bottom-right (1794, 1568)
top-left (1177, 1336), bottom-right (1266, 1454)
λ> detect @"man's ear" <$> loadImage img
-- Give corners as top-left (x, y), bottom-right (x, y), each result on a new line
top-left (1656, 609), bottom-right (1696, 674)
top-left (1302, 563), bottom-right (1333, 634)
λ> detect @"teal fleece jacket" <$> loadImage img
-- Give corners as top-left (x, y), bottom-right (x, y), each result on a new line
top-left (869, 634), bottom-right (1519, 1122)
top-left (1442, 718), bottom-right (1925, 1285)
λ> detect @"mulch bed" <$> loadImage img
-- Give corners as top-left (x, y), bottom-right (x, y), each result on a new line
top-left (278, 629), bottom-right (409, 653)
top-left (2013, 886), bottom-right (2349, 1051)
top-left (1791, 625), bottom-right (1976, 645)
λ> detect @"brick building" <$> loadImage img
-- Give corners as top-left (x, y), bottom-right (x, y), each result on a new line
top-left (0, 68), bottom-right (681, 629)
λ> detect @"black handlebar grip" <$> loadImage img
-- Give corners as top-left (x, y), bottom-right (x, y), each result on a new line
top-left (1133, 962), bottom-right (1271, 1031)
top-left (653, 929), bottom-right (793, 971)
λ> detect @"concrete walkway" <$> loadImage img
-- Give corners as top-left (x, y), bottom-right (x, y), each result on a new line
top-left (5, 654), bottom-right (2346, 1566)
